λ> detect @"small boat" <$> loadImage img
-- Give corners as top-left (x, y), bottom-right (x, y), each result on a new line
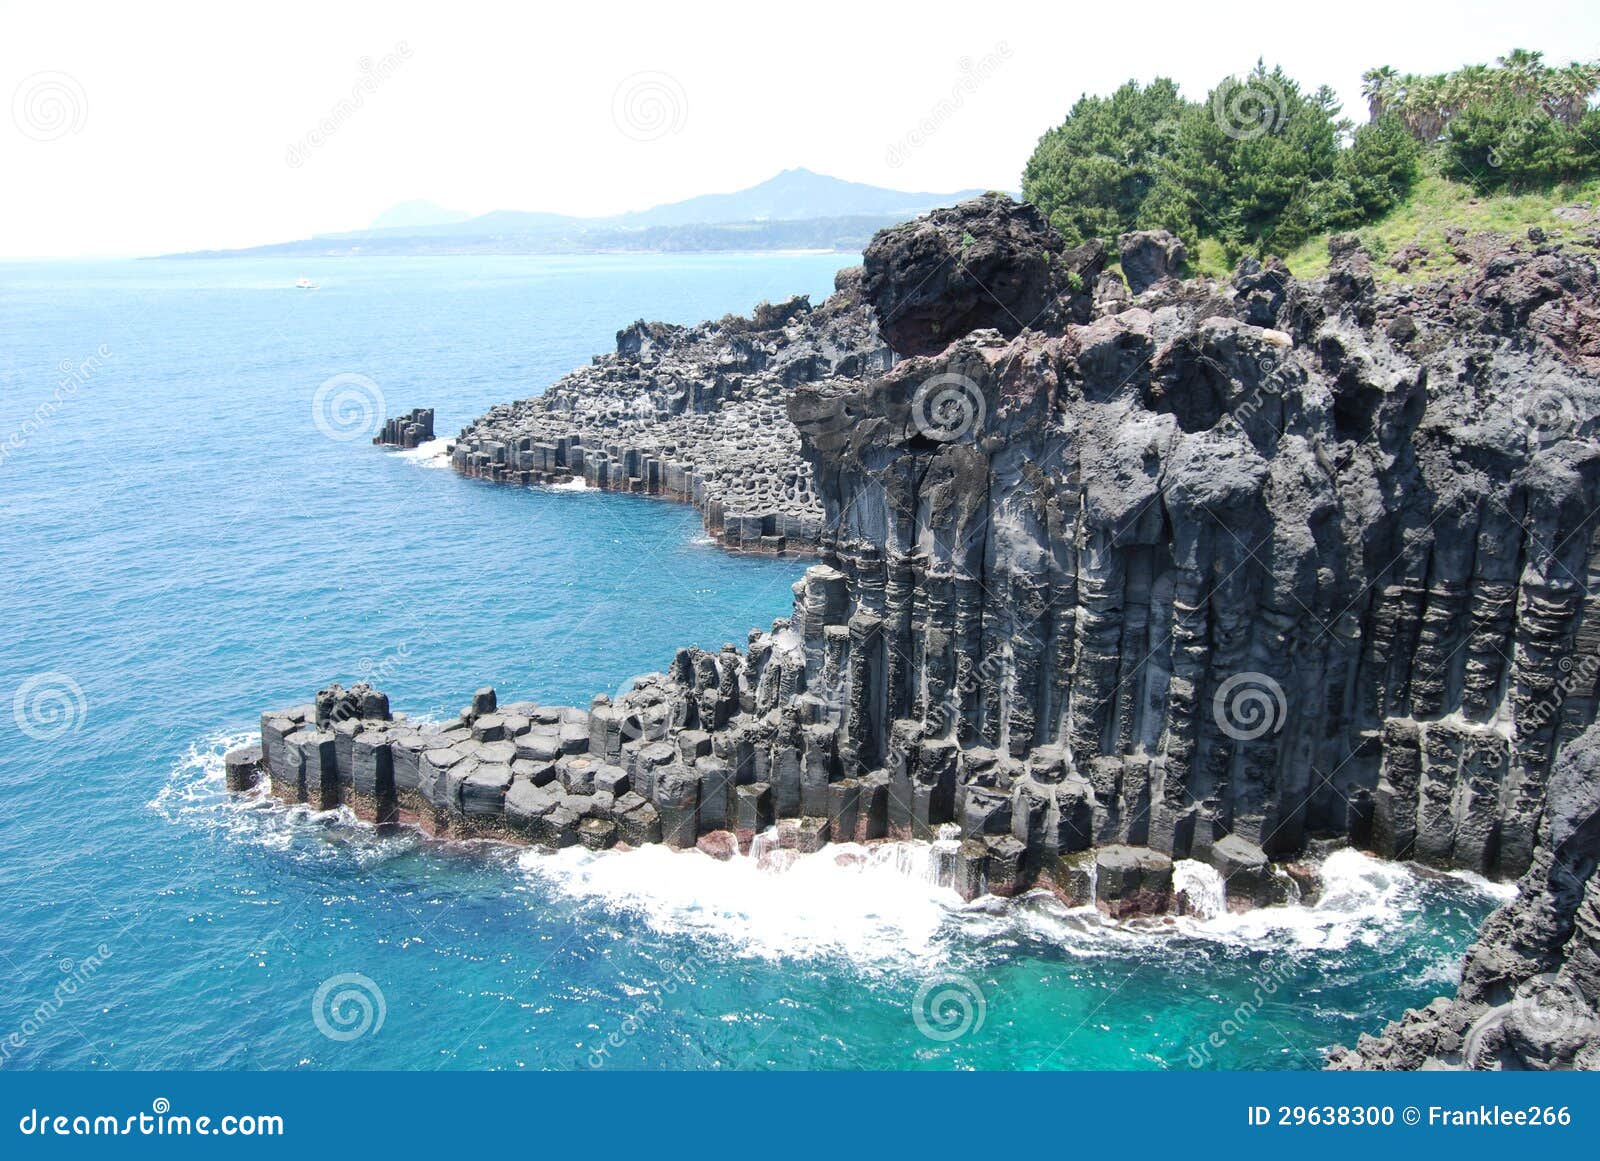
top-left (295, 277), bottom-right (318, 289)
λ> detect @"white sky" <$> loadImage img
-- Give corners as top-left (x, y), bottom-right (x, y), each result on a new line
top-left (3, 0), bottom-right (1598, 258)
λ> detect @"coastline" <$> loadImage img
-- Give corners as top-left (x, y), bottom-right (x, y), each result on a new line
top-left (240, 196), bottom-right (1600, 1070)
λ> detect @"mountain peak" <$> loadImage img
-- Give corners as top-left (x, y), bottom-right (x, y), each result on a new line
top-left (369, 200), bottom-right (472, 231)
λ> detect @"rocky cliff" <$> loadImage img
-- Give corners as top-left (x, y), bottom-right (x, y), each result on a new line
top-left (448, 272), bottom-right (889, 552)
top-left (786, 201), bottom-right (1600, 889)
top-left (1329, 723), bottom-right (1600, 1069)
top-left (248, 194), bottom-right (1600, 1066)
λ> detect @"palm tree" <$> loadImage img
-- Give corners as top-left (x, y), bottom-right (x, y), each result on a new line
top-left (1542, 61), bottom-right (1600, 125)
top-left (1398, 74), bottom-right (1450, 141)
top-left (1497, 49), bottom-right (1549, 101)
top-left (1445, 64), bottom-right (1495, 118)
top-left (1362, 66), bottom-right (1400, 120)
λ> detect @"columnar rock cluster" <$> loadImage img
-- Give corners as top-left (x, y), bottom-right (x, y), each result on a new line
top-left (374, 407), bottom-right (434, 448)
top-left (1330, 724), bottom-right (1600, 1070)
top-left (252, 195), bottom-right (1600, 1059)
top-left (448, 274), bottom-right (891, 553)
top-left (783, 200), bottom-right (1600, 886)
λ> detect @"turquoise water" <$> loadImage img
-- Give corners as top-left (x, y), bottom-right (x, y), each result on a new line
top-left (0, 255), bottom-right (1502, 1070)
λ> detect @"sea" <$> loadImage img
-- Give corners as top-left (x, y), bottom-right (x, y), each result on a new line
top-left (0, 253), bottom-right (1509, 1070)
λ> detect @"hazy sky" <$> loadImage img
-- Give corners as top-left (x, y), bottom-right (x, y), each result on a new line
top-left (4, 0), bottom-right (1598, 258)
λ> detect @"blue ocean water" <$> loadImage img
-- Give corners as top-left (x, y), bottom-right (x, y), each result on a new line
top-left (0, 254), bottom-right (1504, 1071)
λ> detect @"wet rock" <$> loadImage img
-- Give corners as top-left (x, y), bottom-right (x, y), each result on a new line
top-left (615, 795), bottom-right (662, 847)
top-left (1332, 724), bottom-right (1600, 1070)
top-left (1094, 846), bottom-right (1174, 918)
top-left (655, 763), bottom-right (701, 849)
top-left (577, 816), bottom-right (617, 851)
top-left (294, 729), bottom-right (339, 810)
top-left (461, 762), bottom-right (513, 816)
top-left (735, 782), bottom-right (774, 850)
top-left (1210, 834), bottom-right (1291, 910)
top-left (224, 744), bottom-right (263, 792)
top-left (697, 831), bottom-right (738, 860)
top-left (374, 407), bottom-right (435, 449)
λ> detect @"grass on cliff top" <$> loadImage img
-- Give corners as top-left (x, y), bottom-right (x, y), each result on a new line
top-left (1181, 169), bottom-right (1600, 285)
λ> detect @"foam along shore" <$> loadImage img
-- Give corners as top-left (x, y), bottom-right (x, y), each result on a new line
top-left (235, 675), bottom-right (1310, 916)
top-left (392, 437), bottom-right (455, 469)
top-left (187, 730), bottom-right (1495, 970)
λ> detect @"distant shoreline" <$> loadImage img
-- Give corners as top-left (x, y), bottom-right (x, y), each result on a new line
top-left (144, 246), bottom-right (854, 261)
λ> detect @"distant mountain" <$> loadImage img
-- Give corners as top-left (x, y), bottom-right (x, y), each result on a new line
top-left (608, 168), bottom-right (989, 228)
top-left (161, 169), bottom-right (996, 258)
top-left (367, 200), bottom-right (473, 230)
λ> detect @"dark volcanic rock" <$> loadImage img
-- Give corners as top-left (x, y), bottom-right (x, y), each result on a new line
top-left (1330, 725), bottom-right (1600, 1070)
top-left (374, 407), bottom-right (434, 449)
top-left (862, 193), bottom-right (1103, 356)
top-left (264, 205), bottom-right (1600, 1073)
top-left (449, 272), bottom-right (891, 552)
top-left (1118, 229), bottom-right (1187, 294)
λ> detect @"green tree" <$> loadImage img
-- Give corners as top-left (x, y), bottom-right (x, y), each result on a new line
top-left (1336, 114), bottom-right (1421, 219)
top-left (1150, 65), bottom-right (1344, 255)
top-left (1444, 95), bottom-right (1566, 190)
top-left (1361, 66), bottom-right (1401, 120)
top-left (1020, 78), bottom-right (1189, 246)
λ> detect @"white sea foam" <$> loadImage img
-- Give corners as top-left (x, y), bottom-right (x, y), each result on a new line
top-left (520, 838), bottom-right (1506, 966)
top-left (151, 730), bottom-right (415, 864)
top-left (1159, 848), bottom-right (1429, 952)
top-left (393, 438), bottom-right (453, 469)
top-left (159, 730), bottom-right (1511, 970)
top-left (518, 838), bottom-right (966, 966)
top-left (1172, 858), bottom-right (1227, 919)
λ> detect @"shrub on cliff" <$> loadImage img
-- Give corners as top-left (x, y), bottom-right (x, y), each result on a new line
top-left (1020, 78), bottom-right (1187, 247)
top-left (1443, 96), bottom-right (1576, 191)
top-left (1023, 64), bottom-right (1416, 261)
top-left (1148, 66), bottom-right (1346, 254)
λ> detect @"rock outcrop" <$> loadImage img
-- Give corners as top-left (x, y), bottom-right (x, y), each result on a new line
top-left (374, 407), bottom-right (434, 449)
top-left (1118, 229), bottom-right (1187, 294)
top-left (863, 193), bottom-right (1104, 356)
top-left (1329, 723), bottom-right (1600, 1069)
top-left (788, 214), bottom-right (1600, 889)
top-left (448, 271), bottom-right (890, 553)
top-left (256, 196), bottom-right (1600, 1049)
